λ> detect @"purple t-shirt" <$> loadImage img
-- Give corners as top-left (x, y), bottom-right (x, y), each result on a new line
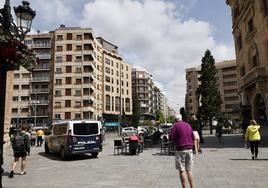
top-left (169, 121), bottom-right (194, 151)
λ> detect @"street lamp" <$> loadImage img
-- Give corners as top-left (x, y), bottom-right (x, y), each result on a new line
top-left (0, 0), bottom-right (36, 186)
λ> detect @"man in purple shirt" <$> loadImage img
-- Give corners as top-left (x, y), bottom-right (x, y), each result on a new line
top-left (169, 114), bottom-right (194, 188)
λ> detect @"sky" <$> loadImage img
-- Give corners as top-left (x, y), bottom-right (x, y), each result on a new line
top-left (1, 0), bottom-right (236, 113)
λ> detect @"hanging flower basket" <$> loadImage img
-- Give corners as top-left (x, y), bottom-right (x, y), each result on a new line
top-left (0, 36), bottom-right (37, 71)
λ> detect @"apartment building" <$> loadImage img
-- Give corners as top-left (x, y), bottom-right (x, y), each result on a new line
top-left (132, 67), bottom-right (168, 120)
top-left (227, 0), bottom-right (268, 125)
top-left (51, 26), bottom-right (103, 121)
top-left (11, 33), bottom-right (53, 128)
top-left (185, 60), bottom-right (240, 118)
top-left (97, 37), bottom-right (132, 117)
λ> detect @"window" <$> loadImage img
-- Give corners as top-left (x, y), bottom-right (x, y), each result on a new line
top-left (76, 67), bottom-right (82, 73)
top-left (56, 68), bottom-right (62, 74)
top-left (83, 88), bottom-right (89, 95)
top-left (73, 122), bottom-right (99, 135)
top-left (66, 66), bottom-right (72, 73)
top-left (105, 85), bottom-right (110, 91)
top-left (84, 33), bottom-right (93, 40)
top-left (56, 79), bottom-right (62, 85)
top-left (66, 44), bottom-right (72, 51)
top-left (66, 55), bottom-right (72, 62)
top-left (76, 78), bottom-right (82, 84)
top-left (75, 90), bottom-right (81, 96)
top-left (21, 85), bottom-right (30, 90)
top-left (55, 114), bottom-right (61, 119)
top-left (106, 95), bottom-right (111, 111)
top-left (57, 35), bottom-right (63, 40)
top-left (248, 18), bottom-right (254, 32)
top-left (105, 67), bottom-right (110, 74)
top-left (75, 113), bottom-right (81, 119)
top-left (55, 102), bottom-right (61, 108)
top-left (14, 73), bottom-right (20, 79)
top-left (55, 90), bottom-right (61, 96)
top-left (84, 55), bottom-right (93, 61)
top-left (56, 56), bottom-right (62, 63)
top-left (65, 112), bottom-right (71, 119)
top-left (105, 76), bottom-right (110, 82)
top-left (76, 45), bottom-right (82, 51)
top-left (65, 100), bottom-right (71, 107)
top-left (67, 33), bottom-right (72, 40)
top-left (75, 56), bottom-right (82, 62)
top-left (22, 73), bottom-right (30, 78)
top-left (65, 89), bottom-right (71, 96)
top-left (56, 46), bottom-right (63, 51)
top-left (76, 34), bottom-right (82, 40)
top-left (13, 96), bottom-right (18, 101)
top-left (75, 101), bottom-right (81, 107)
top-left (66, 77), bottom-right (72, 84)
top-left (21, 96), bottom-right (29, 101)
top-left (115, 97), bottom-right (120, 111)
top-left (105, 58), bottom-right (110, 65)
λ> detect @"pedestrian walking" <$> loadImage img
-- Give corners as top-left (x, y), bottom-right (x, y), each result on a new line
top-left (216, 124), bottom-right (223, 143)
top-left (36, 129), bottom-right (44, 147)
top-left (245, 119), bottom-right (261, 160)
top-left (9, 125), bottom-right (30, 178)
top-left (169, 114), bottom-right (195, 188)
top-left (192, 128), bottom-right (200, 154)
top-left (30, 128), bottom-right (37, 147)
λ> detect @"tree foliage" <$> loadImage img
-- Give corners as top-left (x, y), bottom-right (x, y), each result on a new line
top-left (197, 49), bottom-right (222, 134)
top-left (132, 96), bottom-right (141, 127)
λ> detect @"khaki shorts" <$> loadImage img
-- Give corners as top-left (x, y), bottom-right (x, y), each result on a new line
top-left (175, 149), bottom-right (193, 172)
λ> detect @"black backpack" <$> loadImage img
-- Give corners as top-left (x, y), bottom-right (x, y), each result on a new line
top-left (13, 133), bottom-right (26, 152)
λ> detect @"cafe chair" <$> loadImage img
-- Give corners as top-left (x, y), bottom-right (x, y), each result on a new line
top-left (114, 140), bottom-right (126, 155)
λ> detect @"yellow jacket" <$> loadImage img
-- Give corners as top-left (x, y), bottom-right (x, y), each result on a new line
top-left (245, 124), bottom-right (261, 141)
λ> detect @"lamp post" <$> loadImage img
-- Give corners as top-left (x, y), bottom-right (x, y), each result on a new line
top-left (0, 0), bottom-right (35, 186)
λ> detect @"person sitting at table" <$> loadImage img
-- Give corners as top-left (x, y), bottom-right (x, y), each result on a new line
top-left (129, 134), bottom-right (140, 155)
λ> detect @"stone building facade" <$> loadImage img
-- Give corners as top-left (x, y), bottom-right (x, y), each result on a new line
top-left (227, 0), bottom-right (268, 125)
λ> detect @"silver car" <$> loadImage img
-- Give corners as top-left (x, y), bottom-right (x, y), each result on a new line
top-left (121, 127), bottom-right (137, 137)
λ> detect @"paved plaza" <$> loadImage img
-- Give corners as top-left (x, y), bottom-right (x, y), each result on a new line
top-left (2, 129), bottom-right (268, 188)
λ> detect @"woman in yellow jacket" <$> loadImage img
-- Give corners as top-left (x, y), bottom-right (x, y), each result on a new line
top-left (245, 120), bottom-right (261, 160)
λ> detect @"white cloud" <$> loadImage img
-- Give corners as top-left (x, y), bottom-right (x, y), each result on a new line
top-left (80, 0), bottom-right (235, 113)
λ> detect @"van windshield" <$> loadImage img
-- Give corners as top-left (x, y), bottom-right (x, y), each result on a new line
top-left (73, 123), bottom-right (99, 135)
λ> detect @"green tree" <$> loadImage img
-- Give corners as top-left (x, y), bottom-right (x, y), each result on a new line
top-left (198, 50), bottom-right (222, 135)
top-left (132, 96), bottom-right (141, 128)
top-left (155, 110), bottom-right (165, 123)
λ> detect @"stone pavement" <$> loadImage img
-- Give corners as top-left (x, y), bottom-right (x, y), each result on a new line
top-left (2, 128), bottom-right (268, 188)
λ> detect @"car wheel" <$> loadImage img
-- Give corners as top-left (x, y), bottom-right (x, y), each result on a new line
top-left (91, 152), bottom-right (98, 158)
top-left (45, 143), bottom-right (50, 154)
top-left (60, 147), bottom-right (67, 160)
top-left (122, 133), bottom-right (127, 137)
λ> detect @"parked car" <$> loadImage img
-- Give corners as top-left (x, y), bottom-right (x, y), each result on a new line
top-left (158, 124), bottom-right (172, 133)
top-left (121, 127), bottom-right (138, 137)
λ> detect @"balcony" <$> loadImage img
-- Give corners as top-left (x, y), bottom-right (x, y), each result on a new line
top-left (31, 77), bottom-right (50, 82)
top-left (29, 100), bottom-right (49, 106)
top-left (33, 64), bottom-right (50, 71)
top-left (30, 88), bottom-right (49, 94)
top-left (32, 43), bottom-right (51, 48)
top-left (240, 67), bottom-right (266, 89)
top-left (35, 53), bottom-right (51, 60)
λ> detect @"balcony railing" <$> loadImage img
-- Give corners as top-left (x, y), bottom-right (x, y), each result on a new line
top-left (31, 77), bottom-right (50, 82)
top-left (30, 88), bottom-right (49, 93)
top-left (35, 54), bottom-right (51, 60)
top-left (33, 64), bottom-right (50, 70)
top-left (33, 43), bottom-right (51, 48)
top-left (241, 67), bottom-right (266, 88)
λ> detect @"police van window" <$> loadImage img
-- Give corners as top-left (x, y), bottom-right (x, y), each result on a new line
top-left (73, 123), bottom-right (98, 135)
top-left (53, 124), bottom-right (67, 135)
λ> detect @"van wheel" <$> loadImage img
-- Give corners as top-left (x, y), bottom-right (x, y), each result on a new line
top-left (91, 152), bottom-right (98, 158)
top-left (60, 148), bottom-right (67, 160)
top-left (45, 143), bottom-right (50, 154)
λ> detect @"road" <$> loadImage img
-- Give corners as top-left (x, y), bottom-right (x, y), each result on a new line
top-left (2, 129), bottom-right (268, 188)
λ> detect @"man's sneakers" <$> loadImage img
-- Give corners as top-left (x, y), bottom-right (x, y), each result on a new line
top-left (8, 170), bottom-right (14, 178)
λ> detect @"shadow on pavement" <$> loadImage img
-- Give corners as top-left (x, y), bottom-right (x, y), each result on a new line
top-left (38, 152), bottom-right (98, 161)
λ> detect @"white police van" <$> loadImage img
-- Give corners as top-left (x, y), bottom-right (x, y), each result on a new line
top-left (45, 120), bottom-right (103, 160)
